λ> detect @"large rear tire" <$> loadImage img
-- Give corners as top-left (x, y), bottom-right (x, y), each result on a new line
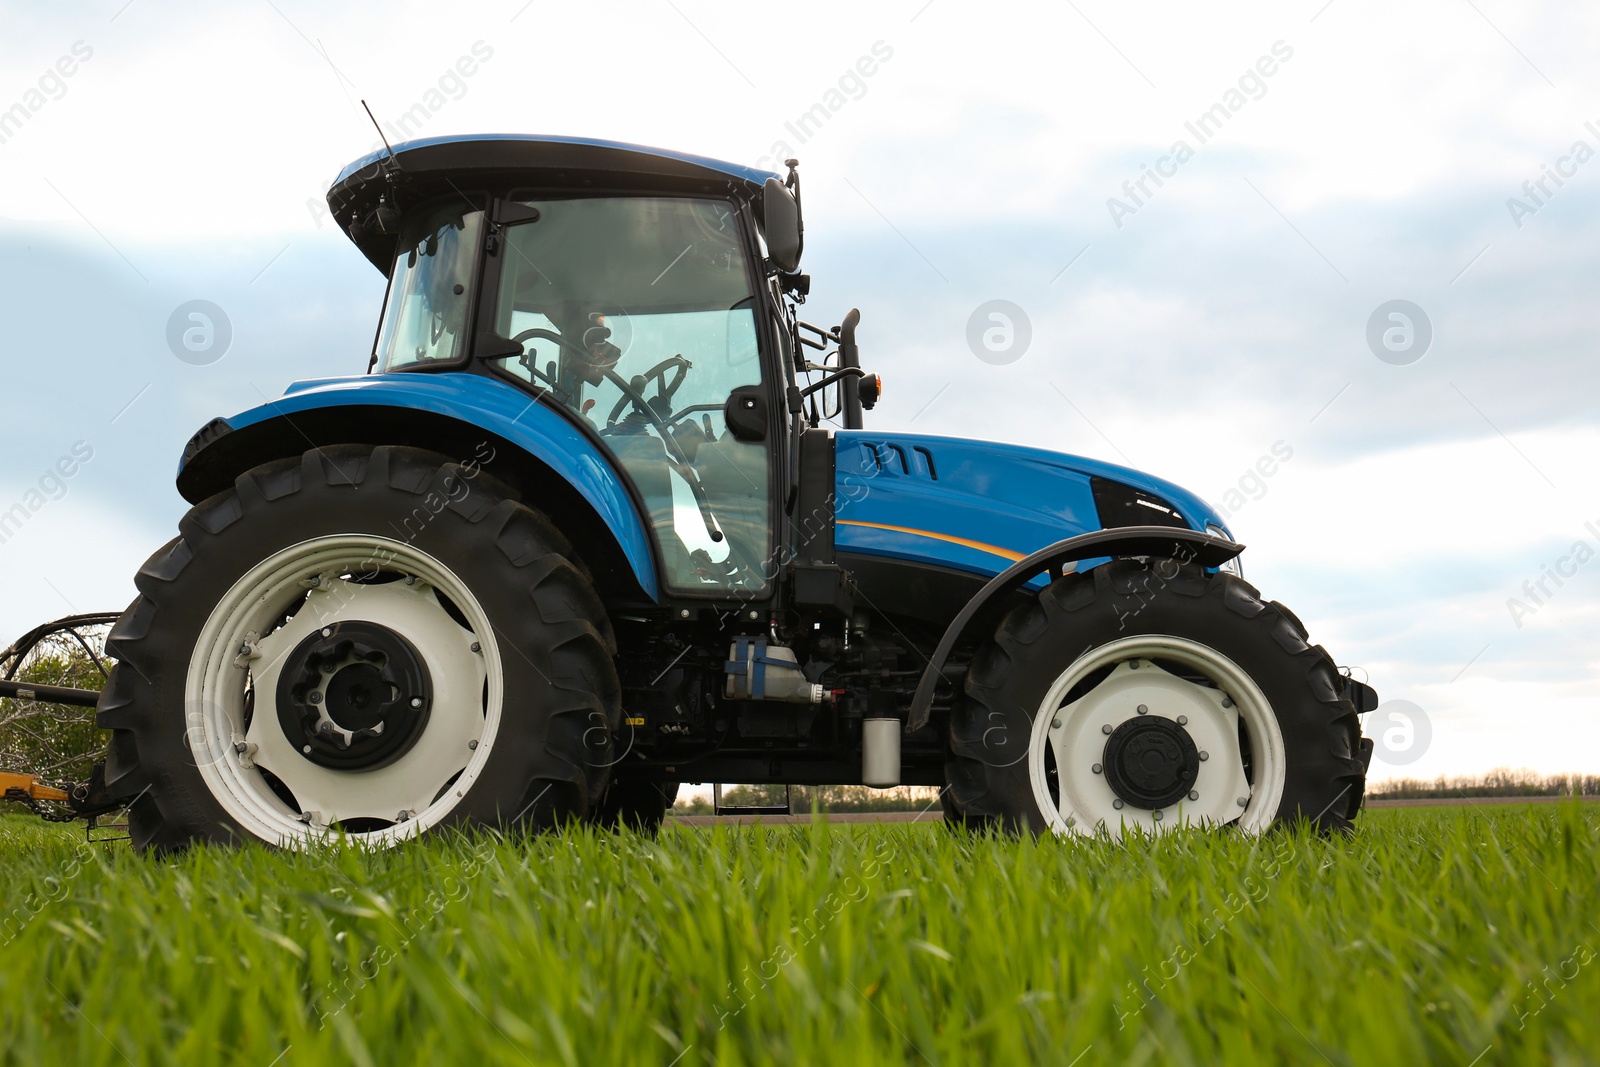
top-left (945, 559), bottom-right (1365, 837)
top-left (97, 445), bottom-right (620, 853)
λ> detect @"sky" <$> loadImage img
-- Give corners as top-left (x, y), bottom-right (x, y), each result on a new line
top-left (0, 0), bottom-right (1596, 785)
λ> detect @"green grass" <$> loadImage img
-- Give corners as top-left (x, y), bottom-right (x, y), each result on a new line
top-left (1, 804), bottom-right (1596, 1066)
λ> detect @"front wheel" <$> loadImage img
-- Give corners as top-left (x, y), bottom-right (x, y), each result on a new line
top-left (945, 560), bottom-right (1365, 837)
top-left (97, 446), bottom-right (621, 853)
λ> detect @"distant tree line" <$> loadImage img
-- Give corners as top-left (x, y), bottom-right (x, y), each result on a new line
top-left (1367, 768), bottom-right (1600, 799)
top-left (672, 784), bottom-right (943, 815)
top-left (671, 771), bottom-right (1600, 814)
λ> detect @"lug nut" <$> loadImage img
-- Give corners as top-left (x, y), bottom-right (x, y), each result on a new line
top-left (1137, 704), bottom-right (1148, 714)
top-left (1176, 715), bottom-right (1188, 726)
top-left (679, 608), bottom-right (691, 619)
top-left (1153, 810), bottom-right (1163, 821)
top-left (1222, 697), bottom-right (1234, 708)
top-left (1129, 661), bottom-right (1140, 670)
top-left (322, 662), bottom-right (337, 674)
top-left (1112, 799), bottom-right (1124, 810)
top-left (233, 741), bottom-right (248, 753)
top-left (1051, 717), bottom-right (1061, 729)
top-left (1199, 750), bottom-right (1209, 761)
top-left (1092, 763), bottom-right (1102, 774)
top-left (410, 697), bottom-right (423, 708)
top-left (1188, 790), bottom-right (1199, 801)
top-left (308, 691), bottom-right (323, 705)
top-left (1237, 796), bottom-right (1249, 808)
top-left (468, 739), bottom-right (479, 750)
top-left (1102, 724), bottom-right (1113, 735)
top-left (302, 745), bottom-right (312, 754)
top-left (321, 628), bottom-right (333, 638)
top-left (470, 641), bottom-right (481, 654)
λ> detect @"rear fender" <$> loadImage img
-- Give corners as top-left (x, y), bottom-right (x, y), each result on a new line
top-left (176, 373), bottom-right (660, 601)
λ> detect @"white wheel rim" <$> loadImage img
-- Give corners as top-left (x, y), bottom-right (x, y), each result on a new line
top-left (184, 535), bottom-right (503, 848)
top-left (1027, 635), bottom-right (1285, 839)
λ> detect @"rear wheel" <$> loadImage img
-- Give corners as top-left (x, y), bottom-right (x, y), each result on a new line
top-left (97, 445), bottom-right (620, 853)
top-left (945, 559), bottom-right (1364, 837)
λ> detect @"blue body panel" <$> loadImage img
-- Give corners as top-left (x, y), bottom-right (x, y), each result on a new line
top-left (195, 376), bottom-right (1227, 606)
top-left (834, 430), bottom-right (1228, 583)
top-left (211, 372), bottom-right (660, 599)
top-left (335, 134), bottom-right (781, 189)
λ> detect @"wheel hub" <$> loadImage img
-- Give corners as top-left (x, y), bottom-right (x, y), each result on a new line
top-left (1102, 715), bottom-right (1199, 809)
top-left (276, 620), bottom-right (432, 771)
top-left (1027, 642), bottom-right (1276, 839)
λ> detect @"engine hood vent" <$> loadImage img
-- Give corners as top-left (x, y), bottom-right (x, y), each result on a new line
top-left (1091, 476), bottom-right (1189, 530)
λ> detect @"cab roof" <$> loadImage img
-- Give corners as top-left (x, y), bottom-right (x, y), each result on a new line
top-left (327, 134), bottom-right (782, 271)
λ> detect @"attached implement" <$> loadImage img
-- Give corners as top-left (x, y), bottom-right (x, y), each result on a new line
top-left (4, 135), bottom-right (1377, 852)
top-left (0, 613), bottom-right (125, 824)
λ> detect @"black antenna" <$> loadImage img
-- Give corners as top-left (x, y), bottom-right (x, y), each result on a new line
top-left (361, 100), bottom-right (400, 168)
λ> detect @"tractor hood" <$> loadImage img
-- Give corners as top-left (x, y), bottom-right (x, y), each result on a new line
top-left (833, 430), bottom-right (1228, 579)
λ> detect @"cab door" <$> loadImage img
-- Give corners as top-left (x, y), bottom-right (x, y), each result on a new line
top-left (478, 194), bottom-right (778, 596)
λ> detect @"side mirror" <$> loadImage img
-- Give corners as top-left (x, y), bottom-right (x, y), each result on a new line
top-left (761, 177), bottom-right (803, 273)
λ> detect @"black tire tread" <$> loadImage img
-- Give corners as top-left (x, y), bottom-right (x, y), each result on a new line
top-left (98, 445), bottom-right (620, 853)
top-left (945, 559), bottom-right (1365, 835)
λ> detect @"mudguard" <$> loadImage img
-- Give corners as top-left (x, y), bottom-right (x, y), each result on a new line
top-left (176, 372), bottom-right (660, 599)
top-left (905, 526), bottom-right (1244, 732)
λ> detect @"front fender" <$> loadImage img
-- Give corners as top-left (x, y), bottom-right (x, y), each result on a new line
top-left (176, 372), bottom-right (660, 600)
top-left (905, 526), bottom-right (1244, 732)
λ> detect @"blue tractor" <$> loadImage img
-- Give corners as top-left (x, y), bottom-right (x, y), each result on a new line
top-left (88, 135), bottom-right (1376, 851)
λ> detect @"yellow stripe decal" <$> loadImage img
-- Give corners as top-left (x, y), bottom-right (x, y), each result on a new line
top-left (837, 520), bottom-right (1027, 562)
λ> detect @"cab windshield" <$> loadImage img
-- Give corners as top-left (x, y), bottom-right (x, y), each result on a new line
top-left (487, 196), bottom-right (770, 596)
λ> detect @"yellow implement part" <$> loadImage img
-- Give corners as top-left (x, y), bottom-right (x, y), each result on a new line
top-left (0, 771), bottom-right (69, 804)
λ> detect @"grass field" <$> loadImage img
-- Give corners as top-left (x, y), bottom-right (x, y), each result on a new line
top-left (1, 803), bottom-right (1595, 1066)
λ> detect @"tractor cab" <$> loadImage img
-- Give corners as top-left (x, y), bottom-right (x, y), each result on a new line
top-left (328, 134), bottom-right (862, 602)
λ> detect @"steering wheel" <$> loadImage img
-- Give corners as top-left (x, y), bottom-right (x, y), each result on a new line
top-left (509, 326), bottom-right (594, 363)
top-left (605, 356), bottom-right (692, 430)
